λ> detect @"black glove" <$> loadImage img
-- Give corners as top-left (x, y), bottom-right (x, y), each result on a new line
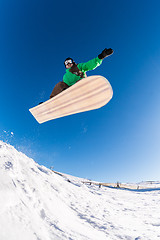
top-left (98, 48), bottom-right (114, 59)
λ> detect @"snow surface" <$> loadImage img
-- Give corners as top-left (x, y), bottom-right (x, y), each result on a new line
top-left (0, 140), bottom-right (160, 240)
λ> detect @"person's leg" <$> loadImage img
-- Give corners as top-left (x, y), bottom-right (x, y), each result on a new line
top-left (50, 82), bottom-right (69, 99)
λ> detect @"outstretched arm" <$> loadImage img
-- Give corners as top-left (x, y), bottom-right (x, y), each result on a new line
top-left (78, 57), bottom-right (103, 72)
top-left (78, 48), bottom-right (114, 72)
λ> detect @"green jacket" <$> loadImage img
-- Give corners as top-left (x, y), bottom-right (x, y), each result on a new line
top-left (63, 57), bottom-right (103, 86)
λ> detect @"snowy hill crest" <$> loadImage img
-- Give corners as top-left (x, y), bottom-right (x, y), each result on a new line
top-left (0, 140), bottom-right (160, 240)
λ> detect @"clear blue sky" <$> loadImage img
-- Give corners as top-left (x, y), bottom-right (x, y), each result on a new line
top-left (0, 0), bottom-right (160, 183)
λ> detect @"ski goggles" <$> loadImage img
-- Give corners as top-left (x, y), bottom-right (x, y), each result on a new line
top-left (64, 59), bottom-right (73, 66)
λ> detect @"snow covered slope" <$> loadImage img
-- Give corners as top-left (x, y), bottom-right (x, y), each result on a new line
top-left (0, 140), bottom-right (160, 240)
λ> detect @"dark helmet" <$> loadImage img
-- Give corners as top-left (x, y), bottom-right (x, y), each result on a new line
top-left (64, 57), bottom-right (75, 67)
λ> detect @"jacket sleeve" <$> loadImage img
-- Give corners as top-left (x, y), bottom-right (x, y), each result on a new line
top-left (78, 57), bottom-right (103, 72)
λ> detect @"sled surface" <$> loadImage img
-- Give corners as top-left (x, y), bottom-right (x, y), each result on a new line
top-left (29, 75), bottom-right (113, 124)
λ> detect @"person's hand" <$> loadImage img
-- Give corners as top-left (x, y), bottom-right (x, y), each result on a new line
top-left (98, 48), bottom-right (114, 59)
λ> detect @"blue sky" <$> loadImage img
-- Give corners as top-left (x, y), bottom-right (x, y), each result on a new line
top-left (0, 0), bottom-right (160, 183)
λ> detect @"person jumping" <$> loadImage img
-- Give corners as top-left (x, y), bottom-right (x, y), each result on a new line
top-left (50, 48), bottom-right (113, 99)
